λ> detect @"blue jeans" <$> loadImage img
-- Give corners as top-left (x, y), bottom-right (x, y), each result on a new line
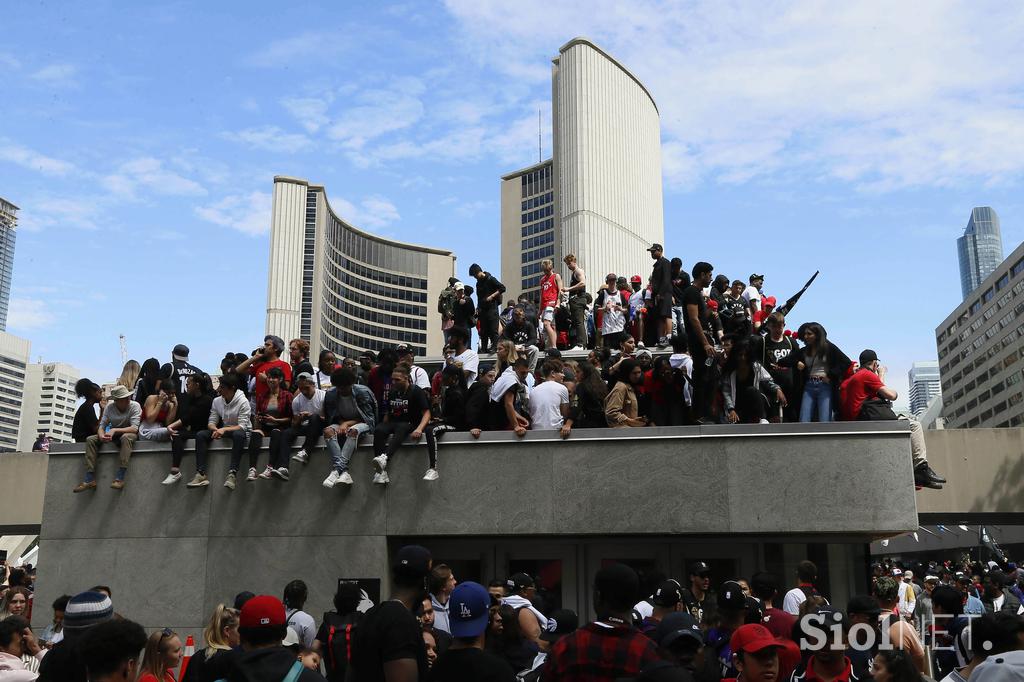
top-left (800, 380), bottom-right (832, 423)
top-left (325, 422), bottom-right (371, 473)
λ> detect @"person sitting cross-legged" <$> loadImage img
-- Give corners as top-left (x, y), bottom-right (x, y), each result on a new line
top-left (193, 373), bottom-right (252, 491)
top-left (371, 365), bottom-right (432, 485)
top-left (322, 368), bottom-right (378, 488)
top-left (284, 372), bottom-right (326, 466)
top-left (74, 385), bottom-right (142, 492)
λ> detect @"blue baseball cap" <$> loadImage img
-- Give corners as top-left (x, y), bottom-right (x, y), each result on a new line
top-left (449, 581), bottom-right (491, 638)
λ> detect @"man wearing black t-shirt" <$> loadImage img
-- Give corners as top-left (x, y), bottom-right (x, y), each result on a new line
top-left (470, 263), bottom-right (506, 354)
top-left (752, 312), bottom-right (800, 422)
top-left (683, 262), bottom-right (715, 422)
top-left (161, 344), bottom-right (201, 413)
top-left (372, 365), bottom-right (432, 484)
top-left (646, 244), bottom-right (674, 348)
top-left (428, 581), bottom-right (514, 682)
top-left (351, 545), bottom-right (433, 682)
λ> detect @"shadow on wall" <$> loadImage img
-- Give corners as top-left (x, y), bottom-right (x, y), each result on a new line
top-left (970, 449), bottom-right (1024, 513)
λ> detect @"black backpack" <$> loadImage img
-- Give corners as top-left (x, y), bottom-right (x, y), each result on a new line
top-left (322, 613), bottom-right (360, 682)
top-left (858, 398), bottom-right (898, 421)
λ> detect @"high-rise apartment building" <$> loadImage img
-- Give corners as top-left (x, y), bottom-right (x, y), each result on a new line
top-left (0, 332), bottom-right (30, 451)
top-left (18, 361), bottom-right (80, 451)
top-left (501, 38), bottom-right (665, 302)
top-left (936, 240), bottom-right (1024, 429)
top-left (908, 361), bottom-right (941, 416)
top-left (958, 207), bottom-right (1003, 300)
top-left (0, 197), bottom-right (18, 331)
top-left (265, 176), bottom-right (456, 359)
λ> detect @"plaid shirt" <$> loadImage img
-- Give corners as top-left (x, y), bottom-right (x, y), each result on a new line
top-left (542, 621), bottom-right (662, 681)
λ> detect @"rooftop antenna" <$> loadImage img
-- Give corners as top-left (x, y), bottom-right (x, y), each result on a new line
top-left (119, 334), bottom-right (128, 365)
top-left (538, 109), bottom-right (542, 162)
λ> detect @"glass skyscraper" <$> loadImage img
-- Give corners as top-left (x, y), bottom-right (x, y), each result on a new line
top-left (0, 198), bottom-right (18, 332)
top-left (958, 206), bottom-right (1003, 300)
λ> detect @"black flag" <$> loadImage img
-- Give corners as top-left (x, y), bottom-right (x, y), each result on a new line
top-left (777, 271), bottom-right (820, 316)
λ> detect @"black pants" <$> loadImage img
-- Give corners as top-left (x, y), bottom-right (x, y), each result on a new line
top-left (426, 423), bottom-right (456, 469)
top-left (278, 416), bottom-right (324, 461)
top-left (690, 346), bottom-right (711, 422)
top-left (478, 305), bottom-right (499, 351)
top-left (735, 386), bottom-right (768, 423)
top-left (248, 429), bottom-right (287, 471)
top-left (171, 429), bottom-right (200, 469)
top-left (194, 429), bottom-right (247, 475)
top-left (373, 422), bottom-right (414, 458)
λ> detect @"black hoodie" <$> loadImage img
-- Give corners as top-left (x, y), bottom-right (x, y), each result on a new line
top-left (221, 646), bottom-right (321, 682)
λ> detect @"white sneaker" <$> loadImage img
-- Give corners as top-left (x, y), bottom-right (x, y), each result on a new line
top-left (423, 468), bottom-right (439, 481)
top-left (258, 465), bottom-right (274, 479)
top-left (338, 471), bottom-right (353, 485)
top-left (272, 467), bottom-right (290, 481)
top-left (570, 345), bottom-right (585, 351)
top-left (186, 473), bottom-right (209, 487)
top-left (759, 419), bottom-right (770, 424)
top-left (323, 470), bottom-right (340, 488)
top-left (223, 472), bottom-right (237, 490)
top-left (372, 472), bottom-right (390, 485)
top-left (291, 449), bottom-right (309, 464)
top-left (161, 472), bottom-right (181, 485)
top-left (373, 454), bottom-right (388, 472)
top-left (246, 467), bottom-right (258, 481)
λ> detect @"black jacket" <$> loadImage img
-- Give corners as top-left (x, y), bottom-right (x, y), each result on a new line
top-left (501, 320), bottom-right (538, 346)
top-left (218, 646), bottom-right (321, 682)
top-left (465, 382), bottom-right (491, 430)
top-left (475, 273), bottom-right (506, 310)
top-left (651, 257), bottom-right (672, 298)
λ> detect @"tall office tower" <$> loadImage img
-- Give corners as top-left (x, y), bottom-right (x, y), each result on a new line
top-left (265, 176), bottom-right (456, 359)
top-left (936, 240), bottom-right (1024, 428)
top-left (958, 207), bottom-right (1003, 299)
top-left (501, 38), bottom-right (665, 302)
top-left (908, 361), bottom-right (941, 416)
top-left (0, 197), bottom-right (18, 331)
top-left (18, 361), bottom-right (81, 451)
top-left (0, 332), bottom-right (30, 451)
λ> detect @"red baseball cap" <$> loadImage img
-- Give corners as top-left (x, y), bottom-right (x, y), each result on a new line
top-left (730, 623), bottom-right (784, 654)
top-left (240, 595), bottom-right (286, 629)
top-left (630, 275), bottom-right (642, 283)
top-left (763, 296), bottom-right (777, 307)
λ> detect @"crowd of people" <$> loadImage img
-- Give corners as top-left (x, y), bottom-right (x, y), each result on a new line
top-left (4, 547), bottom-right (1024, 682)
top-left (63, 246), bottom-right (944, 493)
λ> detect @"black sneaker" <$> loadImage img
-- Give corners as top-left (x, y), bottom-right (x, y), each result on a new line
top-left (914, 468), bottom-right (943, 489)
top-left (923, 465), bottom-right (946, 484)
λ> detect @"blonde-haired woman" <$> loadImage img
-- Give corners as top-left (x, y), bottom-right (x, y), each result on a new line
top-left (494, 340), bottom-right (520, 376)
top-left (181, 604), bottom-right (240, 681)
top-left (138, 628), bottom-right (182, 682)
top-left (116, 359), bottom-right (141, 397)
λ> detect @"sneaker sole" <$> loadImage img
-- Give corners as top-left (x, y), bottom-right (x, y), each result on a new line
top-left (187, 481), bottom-right (210, 488)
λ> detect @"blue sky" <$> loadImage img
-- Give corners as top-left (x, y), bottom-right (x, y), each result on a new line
top-left (3, 1), bottom-right (1024, 405)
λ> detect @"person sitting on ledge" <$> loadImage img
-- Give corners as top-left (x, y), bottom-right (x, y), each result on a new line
top-left (322, 367), bottom-right (378, 488)
top-left (371, 364), bottom-right (431, 485)
top-left (193, 372), bottom-right (252, 491)
top-left (73, 385), bottom-right (141, 492)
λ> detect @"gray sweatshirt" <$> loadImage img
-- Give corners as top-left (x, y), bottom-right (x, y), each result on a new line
top-left (208, 390), bottom-right (252, 432)
top-left (99, 401), bottom-right (142, 431)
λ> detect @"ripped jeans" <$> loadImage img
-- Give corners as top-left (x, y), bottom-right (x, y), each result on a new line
top-left (324, 422), bottom-right (371, 473)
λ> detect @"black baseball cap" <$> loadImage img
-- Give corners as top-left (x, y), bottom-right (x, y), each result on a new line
top-left (859, 349), bottom-right (879, 365)
top-left (750, 273), bottom-right (765, 281)
top-left (689, 561), bottom-right (711, 577)
top-left (655, 611), bottom-right (703, 648)
top-left (395, 343), bottom-right (414, 356)
top-left (540, 609), bottom-right (579, 642)
top-left (647, 243), bottom-right (664, 252)
top-left (393, 545), bottom-right (432, 578)
top-left (717, 580), bottom-right (747, 611)
top-left (652, 580), bottom-right (683, 607)
top-left (507, 572), bottom-right (535, 591)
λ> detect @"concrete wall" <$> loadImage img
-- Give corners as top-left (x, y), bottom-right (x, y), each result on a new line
top-left (32, 423), bottom-right (916, 632)
top-left (0, 452), bottom-right (47, 532)
top-left (917, 427), bottom-right (1024, 515)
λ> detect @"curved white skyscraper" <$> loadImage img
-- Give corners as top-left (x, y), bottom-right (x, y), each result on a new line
top-left (553, 38), bottom-right (665, 286)
top-left (501, 38), bottom-right (665, 301)
top-left (957, 206), bottom-right (1003, 300)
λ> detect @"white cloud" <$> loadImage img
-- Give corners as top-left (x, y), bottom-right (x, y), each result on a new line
top-left (222, 125), bottom-right (313, 153)
top-left (30, 63), bottom-right (78, 84)
top-left (6, 298), bottom-right (56, 330)
top-left (103, 157), bottom-right (206, 198)
top-left (0, 141), bottom-right (75, 176)
top-left (195, 192), bottom-right (272, 236)
top-left (331, 195), bottom-right (401, 229)
top-left (282, 97), bottom-right (330, 133)
top-left (327, 81), bottom-right (426, 149)
top-left (18, 197), bottom-right (101, 231)
top-left (443, 0), bottom-right (1024, 191)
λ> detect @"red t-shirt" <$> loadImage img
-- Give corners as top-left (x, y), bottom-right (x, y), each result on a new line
top-left (138, 672), bottom-right (176, 682)
top-left (762, 606), bottom-right (797, 640)
top-left (840, 368), bottom-right (884, 421)
top-left (249, 358), bottom-right (293, 402)
top-left (540, 273), bottom-right (559, 308)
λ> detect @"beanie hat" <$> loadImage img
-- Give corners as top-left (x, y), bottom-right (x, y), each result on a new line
top-left (63, 591), bottom-right (114, 633)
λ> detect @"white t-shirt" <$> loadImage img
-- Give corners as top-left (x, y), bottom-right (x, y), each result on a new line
top-left (782, 587), bottom-right (807, 615)
top-left (669, 353), bottom-right (694, 405)
top-left (409, 365), bottom-right (431, 391)
top-left (454, 349), bottom-right (479, 386)
top-left (292, 389), bottom-right (326, 420)
top-left (315, 369), bottom-right (333, 390)
top-left (601, 291), bottom-right (627, 335)
top-left (284, 608), bottom-right (316, 649)
top-left (742, 285), bottom-right (762, 310)
top-left (529, 380), bottom-right (569, 430)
